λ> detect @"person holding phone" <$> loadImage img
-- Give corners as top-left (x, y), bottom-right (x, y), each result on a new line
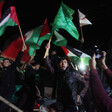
top-left (89, 51), bottom-right (112, 112)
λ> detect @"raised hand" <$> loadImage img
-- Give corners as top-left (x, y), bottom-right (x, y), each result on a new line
top-left (89, 53), bottom-right (96, 70)
top-left (22, 44), bottom-right (27, 51)
top-left (98, 51), bottom-right (108, 70)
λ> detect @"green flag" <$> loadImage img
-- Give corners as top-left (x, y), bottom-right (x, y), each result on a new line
top-left (52, 2), bottom-right (79, 40)
top-left (25, 25), bottom-right (50, 56)
top-left (53, 30), bottom-right (67, 46)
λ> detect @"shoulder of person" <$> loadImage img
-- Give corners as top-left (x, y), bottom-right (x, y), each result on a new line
top-left (68, 67), bottom-right (78, 74)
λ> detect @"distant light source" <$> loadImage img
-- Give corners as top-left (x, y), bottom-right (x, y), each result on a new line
top-left (78, 62), bottom-right (86, 71)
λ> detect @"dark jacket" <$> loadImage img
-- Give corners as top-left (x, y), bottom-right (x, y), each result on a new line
top-left (90, 69), bottom-right (112, 112)
top-left (0, 51), bottom-right (23, 100)
top-left (103, 68), bottom-right (112, 89)
top-left (45, 56), bottom-right (89, 106)
top-left (15, 64), bottom-right (39, 112)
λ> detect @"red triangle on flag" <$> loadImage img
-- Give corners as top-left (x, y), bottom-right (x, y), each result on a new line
top-left (39, 18), bottom-right (50, 37)
top-left (1, 36), bottom-right (30, 62)
top-left (10, 6), bottom-right (20, 25)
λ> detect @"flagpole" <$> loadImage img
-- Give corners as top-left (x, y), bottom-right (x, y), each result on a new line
top-left (43, 35), bottom-right (52, 58)
top-left (18, 25), bottom-right (26, 46)
top-left (14, 6), bottom-right (26, 47)
top-left (0, 96), bottom-right (23, 112)
top-left (80, 26), bottom-right (84, 44)
top-left (77, 9), bottom-right (84, 50)
top-left (33, 36), bottom-right (40, 56)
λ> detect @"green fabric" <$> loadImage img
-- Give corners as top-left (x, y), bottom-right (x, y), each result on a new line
top-left (69, 56), bottom-right (90, 66)
top-left (80, 57), bottom-right (90, 65)
top-left (52, 2), bottom-right (79, 40)
top-left (53, 30), bottom-right (67, 46)
top-left (69, 56), bottom-right (80, 65)
top-left (11, 85), bottom-right (22, 103)
top-left (0, 18), bottom-right (18, 36)
top-left (0, 57), bottom-right (4, 60)
top-left (25, 26), bottom-right (50, 56)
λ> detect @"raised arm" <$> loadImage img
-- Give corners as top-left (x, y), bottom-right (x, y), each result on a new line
top-left (89, 54), bottom-right (112, 112)
top-left (44, 43), bottom-right (55, 74)
top-left (20, 55), bottom-right (34, 70)
top-left (14, 44), bottom-right (27, 67)
top-left (98, 51), bottom-right (112, 88)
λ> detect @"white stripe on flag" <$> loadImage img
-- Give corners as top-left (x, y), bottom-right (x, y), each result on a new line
top-left (73, 48), bottom-right (91, 58)
top-left (0, 14), bottom-right (10, 26)
top-left (25, 30), bottom-right (33, 41)
top-left (68, 49), bottom-right (77, 57)
top-left (78, 9), bottom-right (92, 27)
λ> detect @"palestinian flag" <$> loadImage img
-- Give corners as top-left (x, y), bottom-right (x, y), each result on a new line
top-left (0, 6), bottom-right (19, 36)
top-left (1, 36), bottom-right (30, 62)
top-left (1, 22), bottom-right (51, 62)
top-left (53, 30), bottom-right (67, 47)
top-left (25, 19), bottom-right (50, 56)
top-left (61, 46), bottom-right (91, 65)
top-left (39, 18), bottom-right (50, 37)
top-left (0, 0), bottom-right (5, 19)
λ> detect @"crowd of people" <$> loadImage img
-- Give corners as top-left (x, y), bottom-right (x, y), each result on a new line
top-left (0, 42), bottom-right (112, 112)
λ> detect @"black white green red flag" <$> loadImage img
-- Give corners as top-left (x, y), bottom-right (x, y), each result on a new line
top-left (25, 19), bottom-right (50, 56)
top-left (25, 25), bottom-right (50, 56)
top-left (53, 30), bottom-right (67, 47)
top-left (1, 18), bottom-right (51, 62)
top-left (0, 6), bottom-right (19, 36)
top-left (61, 46), bottom-right (91, 65)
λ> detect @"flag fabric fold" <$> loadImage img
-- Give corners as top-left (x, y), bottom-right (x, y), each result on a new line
top-left (78, 9), bottom-right (92, 27)
top-left (53, 30), bottom-right (67, 47)
top-left (39, 18), bottom-right (50, 37)
top-left (62, 46), bottom-right (91, 65)
top-left (52, 2), bottom-right (79, 40)
top-left (1, 36), bottom-right (30, 62)
top-left (1, 20), bottom-right (51, 62)
top-left (0, 6), bottom-right (19, 36)
top-left (25, 21), bottom-right (50, 56)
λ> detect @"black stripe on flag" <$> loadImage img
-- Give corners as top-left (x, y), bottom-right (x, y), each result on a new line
top-left (0, 7), bottom-right (10, 22)
top-left (66, 45), bottom-right (82, 57)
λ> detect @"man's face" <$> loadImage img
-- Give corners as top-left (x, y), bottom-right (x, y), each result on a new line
top-left (59, 59), bottom-right (68, 71)
top-left (3, 59), bottom-right (11, 67)
top-left (33, 64), bottom-right (40, 70)
top-left (51, 51), bottom-right (56, 56)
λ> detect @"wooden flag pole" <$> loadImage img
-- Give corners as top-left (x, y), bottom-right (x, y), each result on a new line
top-left (14, 6), bottom-right (26, 47)
top-left (77, 9), bottom-right (84, 51)
top-left (77, 9), bottom-right (84, 44)
top-left (18, 25), bottom-right (26, 46)
top-left (0, 96), bottom-right (23, 112)
top-left (33, 36), bottom-right (40, 56)
top-left (43, 35), bottom-right (52, 58)
top-left (80, 26), bottom-right (84, 44)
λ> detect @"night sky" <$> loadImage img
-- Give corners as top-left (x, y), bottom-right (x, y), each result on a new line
top-left (0, 0), bottom-right (112, 58)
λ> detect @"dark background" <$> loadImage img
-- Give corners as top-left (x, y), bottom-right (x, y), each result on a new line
top-left (0, 0), bottom-right (112, 59)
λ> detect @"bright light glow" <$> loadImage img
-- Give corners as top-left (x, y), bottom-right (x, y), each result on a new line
top-left (78, 62), bottom-right (86, 71)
